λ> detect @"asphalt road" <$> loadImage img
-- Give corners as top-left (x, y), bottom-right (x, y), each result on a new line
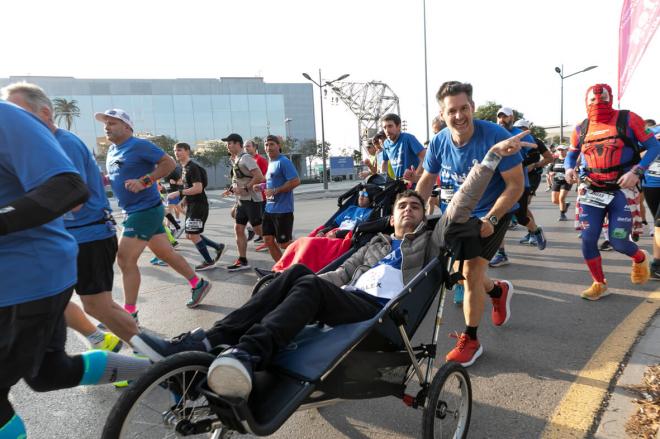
top-left (9, 188), bottom-right (658, 439)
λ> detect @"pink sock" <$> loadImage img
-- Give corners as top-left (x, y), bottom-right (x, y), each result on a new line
top-left (585, 257), bottom-right (605, 283)
top-left (189, 276), bottom-right (200, 288)
top-left (632, 250), bottom-right (646, 264)
top-left (124, 304), bottom-right (137, 314)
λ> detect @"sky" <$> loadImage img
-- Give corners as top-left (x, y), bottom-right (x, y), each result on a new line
top-left (2, 0), bottom-right (658, 153)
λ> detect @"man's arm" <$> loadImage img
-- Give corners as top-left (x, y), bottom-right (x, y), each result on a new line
top-left (484, 165), bottom-right (524, 222)
top-left (318, 242), bottom-right (370, 287)
top-left (416, 170), bottom-right (437, 202)
top-left (126, 154), bottom-right (176, 193)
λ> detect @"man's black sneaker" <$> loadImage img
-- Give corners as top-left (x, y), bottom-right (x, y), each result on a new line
top-left (214, 243), bottom-right (225, 263)
top-left (207, 348), bottom-right (256, 399)
top-left (130, 328), bottom-right (210, 362)
top-left (651, 263), bottom-right (660, 281)
top-left (253, 235), bottom-right (264, 244)
top-left (187, 279), bottom-right (212, 308)
top-left (246, 228), bottom-right (255, 242)
top-left (195, 261), bottom-right (216, 271)
top-left (227, 259), bottom-right (251, 272)
top-left (599, 240), bottom-right (613, 252)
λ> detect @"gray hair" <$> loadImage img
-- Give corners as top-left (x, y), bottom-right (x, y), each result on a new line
top-left (0, 81), bottom-right (53, 113)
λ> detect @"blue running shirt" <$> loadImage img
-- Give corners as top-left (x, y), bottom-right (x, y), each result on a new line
top-left (55, 129), bottom-right (115, 243)
top-left (0, 102), bottom-right (78, 306)
top-left (265, 155), bottom-right (299, 214)
top-left (382, 132), bottom-right (425, 178)
top-left (424, 120), bottom-right (523, 218)
top-left (106, 137), bottom-right (165, 214)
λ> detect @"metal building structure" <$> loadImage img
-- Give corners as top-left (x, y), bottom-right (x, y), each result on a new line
top-left (328, 81), bottom-right (400, 146)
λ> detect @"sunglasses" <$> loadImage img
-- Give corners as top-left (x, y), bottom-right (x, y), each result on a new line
top-left (359, 191), bottom-right (369, 197)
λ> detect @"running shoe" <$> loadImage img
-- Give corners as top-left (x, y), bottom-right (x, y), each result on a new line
top-left (489, 251), bottom-right (509, 267)
top-left (187, 279), bottom-right (212, 308)
top-left (214, 243), bottom-right (226, 263)
top-left (131, 311), bottom-right (139, 325)
top-left (445, 333), bottom-right (482, 367)
top-left (227, 259), bottom-right (251, 272)
top-left (528, 233), bottom-right (538, 247)
top-left (491, 280), bottom-right (513, 326)
top-left (453, 283), bottom-right (464, 305)
top-left (246, 228), bottom-right (255, 242)
top-left (207, 348), bottom-right (255, 399)
top-left (599, 240), bottom-right (613, 252)
top-left (533, 227), bottom-right (547, 251)
top-left (171, 240), bottom-right (179, 249)
top-left (255, 243), bottom-right (269, 252)
top-left (650, 263), bottom-right (660, 281)
top-left (130, 328), bottom-right (210, 362)
top-left (631, 250), bottom-right (650, 285)
top-left (195, 261), bottom-right (216, 271)
top-left (150, 257), bottom-right (168, 266)
top-left (581, 282), bottom-right (609, 301)
top-left (93, 333), bottom-right (123, 353)
top-left (253, 236), bottom-right (264, 244)
top-left (558, 212), bottom-right (568, 221)
top-left (518, 233), bottom-right (531, 244)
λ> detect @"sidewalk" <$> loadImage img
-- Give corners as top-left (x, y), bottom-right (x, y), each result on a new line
top-left (595, 311), bottom-right (660, 438)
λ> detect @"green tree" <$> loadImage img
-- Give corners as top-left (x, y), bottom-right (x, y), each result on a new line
top-left (52, 98), bottom-right (80, 130)
top-left (146, 135), bottom-right (178, 156)
top-left (194, 140), bottom-right (230, 170)
top-left (530, 126), bottom-right (547, 141)
top-left (352, 148), bottom-right (362, 165)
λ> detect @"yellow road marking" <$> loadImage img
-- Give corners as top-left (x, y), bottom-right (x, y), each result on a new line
top-left (540, 291), bottom-right (660, 438)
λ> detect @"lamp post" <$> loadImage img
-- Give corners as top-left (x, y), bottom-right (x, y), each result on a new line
top-left (302, 70), bottom-right (350, 190)
top-left (554, 64), bottom-right (598, 143)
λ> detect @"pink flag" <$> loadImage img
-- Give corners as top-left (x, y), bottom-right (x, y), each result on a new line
top-left (618, 0), bottom-right (660, 102)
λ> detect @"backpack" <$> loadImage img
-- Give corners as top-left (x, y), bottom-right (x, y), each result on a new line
top-left (577, 110), bottom-right (641, 176)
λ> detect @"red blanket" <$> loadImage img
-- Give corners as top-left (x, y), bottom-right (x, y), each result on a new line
top-left (272, 230), bottom-right (354, 272)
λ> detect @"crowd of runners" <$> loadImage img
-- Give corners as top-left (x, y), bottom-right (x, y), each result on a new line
top-left (0, 78), bottom-right (658, 437)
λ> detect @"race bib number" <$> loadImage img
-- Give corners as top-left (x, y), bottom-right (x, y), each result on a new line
top-left (440, 187), bottom-right (454, 201)
top-left (553, 172), bottom-right (565, 181)
top-left (580, 189), bottom-right (615, 209)
top-left (648, 160), bottom-right (660, 177)
top-left (352, 264), bottom-right (404, 301)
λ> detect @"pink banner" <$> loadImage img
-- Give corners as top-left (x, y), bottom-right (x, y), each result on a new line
top-left (618, 0), bottom-right (660, 101)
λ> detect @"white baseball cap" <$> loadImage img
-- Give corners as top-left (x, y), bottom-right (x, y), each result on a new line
top-left (94, 108), bottom-right (134, 130)
top-left (497, 107), bottom-right (514, 117)
top-left (556, 144), bottom-right (569, 150)
top-left (513, 119), bottom-right (531, 129)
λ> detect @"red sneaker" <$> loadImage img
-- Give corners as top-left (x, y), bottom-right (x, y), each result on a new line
top-left (491, 280), bottom-right (513, 326)
top-left (445, 332), bottom-right (483, 367)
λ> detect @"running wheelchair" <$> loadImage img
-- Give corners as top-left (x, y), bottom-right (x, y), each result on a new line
top-left (102, 216), bottom-right (472, 439)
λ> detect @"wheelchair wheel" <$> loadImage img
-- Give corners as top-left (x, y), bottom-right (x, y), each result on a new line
top-left (102, 351), bottom-right (220, 439)
top-left (421, 361), bottom-right (471, 439)
top-left (251, 273), bottom-right (276, 296)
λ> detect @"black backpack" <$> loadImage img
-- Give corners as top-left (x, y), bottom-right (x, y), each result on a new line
top-left (577, 110), bottom-right (641, 175)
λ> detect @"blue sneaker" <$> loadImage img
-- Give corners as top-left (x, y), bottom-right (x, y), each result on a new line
top-left (453, 284), bottom-right (464, 305)
top-left (187, 278), bottom-right (212, 308)
top-left (130, 328), bottom-right (210, 362)
top-left (207, 348), bottom-right (256, 399)
top-left (489, 251), bottom-right (509, 267)
top-left (150, 257), bottom-right (168, 266)
top-left (533, 227), bottom-right (547, 251)
top-left (519, 233), bottom-right (531, 245)
top-left (528, 233), bottom-right (538, 247)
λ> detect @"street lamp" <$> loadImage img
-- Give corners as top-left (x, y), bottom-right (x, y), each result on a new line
top-left (302, 69), bottom-right (350, 190)
top-left (554, 64), bottom-right (598, 143)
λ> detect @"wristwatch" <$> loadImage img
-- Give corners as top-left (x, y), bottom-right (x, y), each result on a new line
top-left (632, 166), bottom-right (645, 177)
top-left (485, 215), bottom-right (498, 226)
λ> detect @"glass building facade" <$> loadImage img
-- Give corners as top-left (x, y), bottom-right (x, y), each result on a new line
top-left (0, 76), bottom-right (316, 178)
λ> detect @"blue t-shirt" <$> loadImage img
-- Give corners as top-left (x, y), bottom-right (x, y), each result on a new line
top-left (55, 129), bottom-right (115, 244)
top-left (334, 206), bottom-right (373, 229)
top-left (424, 120), bottom-right (523, 217)
top-left (374, 239), bottom-right (403, 269)
top-left (644, 126), bottom-right (660, 188)
top-left (0, 102), bottom-right (79, 306)
top-left (106, 137), bottom-right (165, 214)
top-left (382, 132), bottom-right (425, 178)
top-left (265, 155), bottom-right (299, 214)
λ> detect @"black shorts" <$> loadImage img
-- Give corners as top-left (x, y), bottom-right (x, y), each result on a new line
top-left (76, 235), bottom-right (117, 295)
top-left (0, 288), bottom-right (71, 388)
top-left (235, 199), bottom-right (263, 226)
top-left (262, 212), bottom-right (294, 243)
top-left (185, 202), bottom-right (209, 234)
top-left (528, 173), bottom-right (542, 195)
top-left (643, 186), bottom-right (660, 226)
top-left (513, 188), bottom-right (531, 226)
top-left (552, 180), bottom-right (573, 192)
top-left (445, 214), bottom-right (511, 262)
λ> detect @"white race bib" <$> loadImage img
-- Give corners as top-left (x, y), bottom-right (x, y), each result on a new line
top-left (580, 189), bottom-right (615, 209)
top-left (353, 264), bottom-right (404, 301)
top-left (554, 172), bottom-right (565, 180)
top-left (648, 160), bottom-right (660, 177)
top-left (338, 219), bottom-right (357, 230)
top-left (440, 187), bottom-right (454, 201)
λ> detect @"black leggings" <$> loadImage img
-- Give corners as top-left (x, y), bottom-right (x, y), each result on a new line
top-left (644, 186), bottom-right (660, 227)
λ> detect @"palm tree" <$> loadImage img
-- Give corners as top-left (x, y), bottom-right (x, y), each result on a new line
top-left (52, 98), bottom-right (80, 130)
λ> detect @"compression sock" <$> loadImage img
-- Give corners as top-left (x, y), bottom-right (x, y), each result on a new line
top-left (585, 257), bottom-right (606, 283)
top-left (86, 329), bottom-right (106, 345)
top-left (194, 241), bottom-right (213, 264)
top-left (124, 304), bottom-right (137, 315)
top-left (165, 226), bottom-right (176, 245)
top-left (200, 234), bottom-right (221, 250)
top-left (465, 326), bottom-right (478, 340)
top-left (486, 283), bottom-right (502, 298)
top-left (78, 350), bottom-right (151, 385)
top-left (0, 414), bottom-right (26, 439)
top-left (188, 276), bottom-right (201, 288)
top-left (166, 213), bottom-right (180, 229)
top-left (632, 250), bottom-right (646, 264)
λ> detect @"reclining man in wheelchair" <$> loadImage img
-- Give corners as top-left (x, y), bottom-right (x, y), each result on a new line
top-left (131, 134), bottom-right (531, 402)
top-left (314, 189), bottom-right (373, 239)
